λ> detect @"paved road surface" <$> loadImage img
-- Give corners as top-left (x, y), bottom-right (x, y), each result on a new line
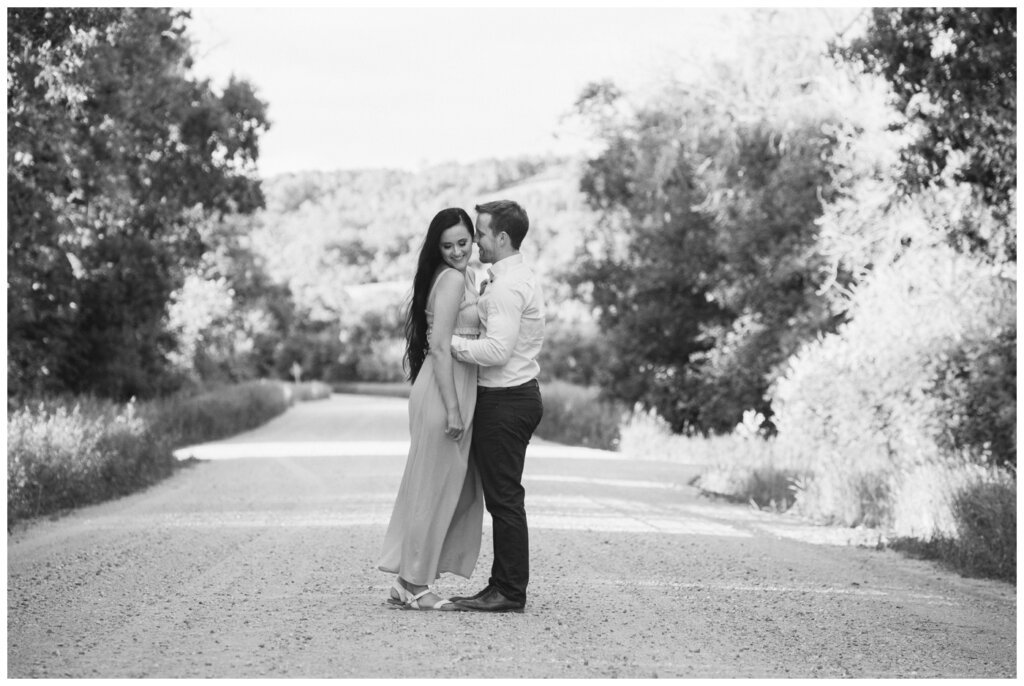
top-left (7, 394), bottom-right (1016, 678)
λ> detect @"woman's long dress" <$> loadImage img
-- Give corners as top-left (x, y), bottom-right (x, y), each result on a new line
top-left (377, 267), bottom-right (483, 584)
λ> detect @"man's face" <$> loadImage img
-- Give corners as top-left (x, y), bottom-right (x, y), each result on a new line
top-left (475, 213), bottom-right (500, 264)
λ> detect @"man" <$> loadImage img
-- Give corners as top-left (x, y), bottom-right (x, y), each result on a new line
top-left (449, 199), bottom-right (545, 613)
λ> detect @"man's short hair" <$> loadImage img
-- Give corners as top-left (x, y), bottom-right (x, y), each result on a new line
top-left (475, 200), bottom-right (529, 249)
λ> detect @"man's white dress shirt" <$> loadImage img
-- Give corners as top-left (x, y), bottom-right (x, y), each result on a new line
top-left (451, 253), bottom-right (545, 387)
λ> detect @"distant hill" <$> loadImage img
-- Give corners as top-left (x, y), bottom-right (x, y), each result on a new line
top-left (249, 156), bottom-right (600, 321)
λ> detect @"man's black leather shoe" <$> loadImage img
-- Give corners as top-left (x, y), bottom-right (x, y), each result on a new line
top-left (453, 587), bottom-right (525, 613)
top-left (448, 585), bottom-right (492, 603)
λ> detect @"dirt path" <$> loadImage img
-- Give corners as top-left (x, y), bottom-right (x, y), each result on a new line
top-left (7, 394), bottom-right (1016, 678)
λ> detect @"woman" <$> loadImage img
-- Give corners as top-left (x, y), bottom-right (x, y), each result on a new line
top-left (377, 207), bottom-right (483, 611)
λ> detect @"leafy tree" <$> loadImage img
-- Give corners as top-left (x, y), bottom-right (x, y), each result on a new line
top-left (8, 8), bottom-right (269, 400)
top-left (836, 8), bottom-right (1016, 261)
top-left (569, 85), bottom-right (729, 431)
top-left (931, 325), bottom-right (1016, 469)
top-left (167, 213), bottom-right (296, 385)
top-left (568, 12), bottom-right (857, 434)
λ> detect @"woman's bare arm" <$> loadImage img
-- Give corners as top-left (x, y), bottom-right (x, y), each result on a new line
top-left (427, 269), bottom-right (466, 441)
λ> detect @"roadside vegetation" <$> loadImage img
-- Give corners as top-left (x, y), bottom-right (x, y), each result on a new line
top-left (8, 9), bottom-right (1013, 583)
top-left (7, 381), bottom-right (331, 525)
top-left (560, 9), bottom-right (1015, 584)
top-left (534, 381), bottom-right (626, 451)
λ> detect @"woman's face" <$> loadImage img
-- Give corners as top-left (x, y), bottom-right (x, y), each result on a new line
top-left (439, 223), bottom-right (473, 271)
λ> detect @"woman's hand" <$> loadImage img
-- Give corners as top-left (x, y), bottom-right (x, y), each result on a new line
top-left (445, 408), bottom-right (464, 441)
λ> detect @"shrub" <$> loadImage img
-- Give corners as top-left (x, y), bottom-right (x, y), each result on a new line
top-left (950, 479), bottom-right (1016, 581)
top-left (354, 337), bottom-right (406, 382)
top-left (8, 397), bottom-right (174, 522)
top-left (537, 310), bottom-right (609, 387)
top-left (8, 380), bottom-right (297, 524)
top-left (699, 463), bottom-right (805, 512)
top-left (770, 240), bottom-right (1015, 534)
top-left (889, 477), bottom-right (1016, 583)
top-left (535, 380), bottom-right (626, 450)
top-left (619, 405), bottom-right (714, 463)
top-left (791, 466), bottom-right (893, 528)
top-left (142, 380), bottom-right (291, 448)
top-left (930, 325), bottom-right (1016, 469)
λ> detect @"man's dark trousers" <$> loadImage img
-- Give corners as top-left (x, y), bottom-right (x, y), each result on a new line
top-left (471, 379), bottom-right (543, 605)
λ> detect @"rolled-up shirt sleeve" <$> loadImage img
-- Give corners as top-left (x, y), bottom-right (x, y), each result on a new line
top-left (452, 286), bottom-right (522, 367)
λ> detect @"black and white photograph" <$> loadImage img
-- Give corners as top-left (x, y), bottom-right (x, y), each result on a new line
top-left (6, 4), bottom-right (1016, 679)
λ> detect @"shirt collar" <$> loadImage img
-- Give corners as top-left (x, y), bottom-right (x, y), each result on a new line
top-left (488, 253), bottom-right (523, 281)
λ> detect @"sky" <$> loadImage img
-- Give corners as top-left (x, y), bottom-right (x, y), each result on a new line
top-left (185, 6), bottom-right (762, 178)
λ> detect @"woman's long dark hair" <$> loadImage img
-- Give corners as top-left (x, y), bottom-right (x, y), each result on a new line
top-left (404, 207), bottom-right (474, 382)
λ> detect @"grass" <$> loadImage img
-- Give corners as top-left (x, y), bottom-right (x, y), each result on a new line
top-left (142, 380), bottom-right (292, 449)
top-left (7, 380), bottom-right (328, 525)
top-left (8, 397), bottom-right (170, 524)
top-left (888, 480), bottom-right (1017, 583)
top-left (621, 405), bottom-right (1014, 583)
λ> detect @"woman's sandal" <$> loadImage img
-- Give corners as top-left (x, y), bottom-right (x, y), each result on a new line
top-left (387, 580), bottom-right (411, 607)
top-left (404, 588), bottom-right (455, 611)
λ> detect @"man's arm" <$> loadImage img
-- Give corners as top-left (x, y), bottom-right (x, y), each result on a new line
top-left (452, 285), bottom-right (523, 367)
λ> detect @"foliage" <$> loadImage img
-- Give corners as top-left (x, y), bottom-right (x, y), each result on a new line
top-left (948, 479), bottom-right (1016, 581)
top-left (142, 380), bottom-right (291, 449)
top-left (8, 8), bottom-right (269, 401)
top-left (770, 236), bottom-right (1014, 534)
top-left (8, 396), bottom-right (169, 523)
top-left (536, 302), bottom-right (609, 387)
top-left (244, 157), bottom-right (602, 384)
top-left (629, 403), bottom-right (1015, 580)
top-left (679, 9), bottom-right (1017, 581)
top-left (889, 478), bottom-right (1016, 583)
top-left (699, 464), bottom-right (804, 513)
top-left (348, 336), bottom-right (405, 383)
top-left (836, 8), bottom-right (1016, 261)
top-left (646, 408), bottom-right (808, 512)
top-left (568, 12), bottom-right (860, 434)
top-left (250, 158), bottom-right (564, 322)
top-left (287, 381), bottom-right (333, 403)
top-left (764, 59), bottom-right (1016, 536)
top-left (929, 326), bottom-right (1016, 470)
top-left (534, 380), bottom-right (626, 451)
top-left (809, 27), bottom-right (1018, 541)
top-left (8, 381), bottom-right (299, 524)
top-left (166, 213), bottom-right (295, 385)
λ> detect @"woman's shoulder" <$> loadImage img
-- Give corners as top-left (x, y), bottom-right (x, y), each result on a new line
top-left (428, 266), bottom-right (456, 286)
top-left (429, 266), bottom-right (465, 298)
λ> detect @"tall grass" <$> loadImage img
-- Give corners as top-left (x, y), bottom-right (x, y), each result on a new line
top-left (627, 402), bottom-right (1016, 582)
top-left (889, 479), bottom-right (1016, 582)
top-left (142, 380), bottom-right (291, 449)
top-left (622, 407), bottom-right (806, 510)
top-left (7, 380), bottom-right (322, 524)
top-left (8, 397), bottom-right (168, 523)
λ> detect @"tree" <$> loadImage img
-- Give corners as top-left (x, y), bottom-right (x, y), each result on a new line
top-left (166, 213), bottom-right (296, 385)
top-left (568, 11), bottom-right (858, 434)
top-left (836, 8), bottom-right (1016, 261)
top-left (8, 8), bottom-right (269, 399)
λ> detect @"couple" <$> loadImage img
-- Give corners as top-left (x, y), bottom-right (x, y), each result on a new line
top-left (377, 200), bottom-right (545, 613)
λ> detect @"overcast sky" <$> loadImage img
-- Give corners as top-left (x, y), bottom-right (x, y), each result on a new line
top-left (185, 6), bottom-right (768, 177)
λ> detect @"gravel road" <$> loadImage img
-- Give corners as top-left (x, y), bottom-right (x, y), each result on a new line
top-left (7, 394), bottom-right (1016, 678)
